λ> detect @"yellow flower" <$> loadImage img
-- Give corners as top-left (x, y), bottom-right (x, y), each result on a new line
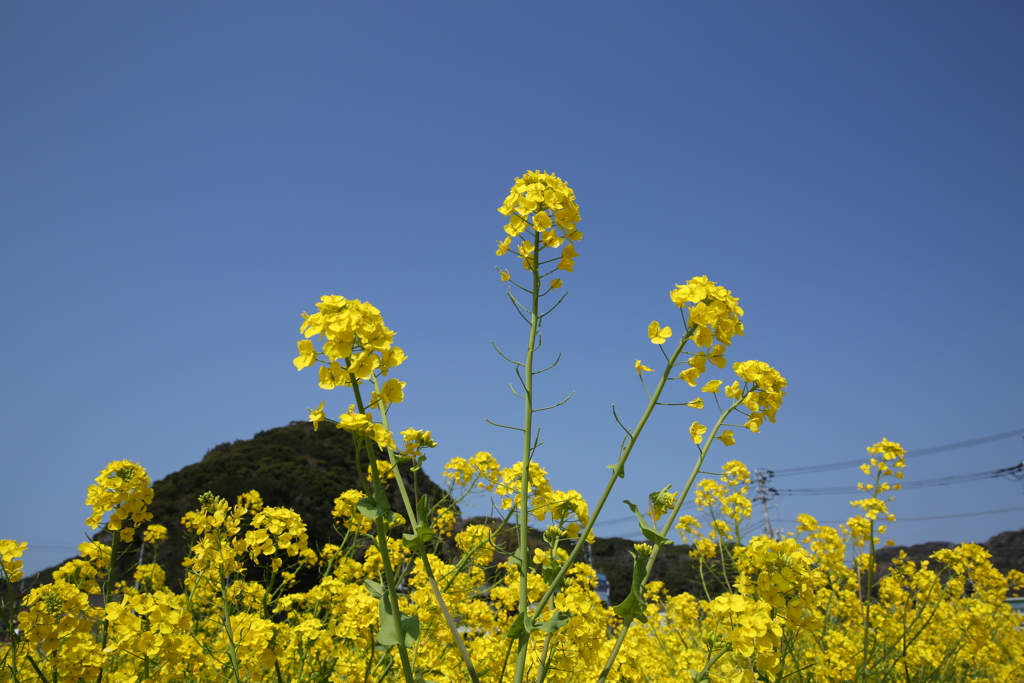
top-left (689, 422), bottom-right (707, 444)
top-left (400, 428), bottom-right (437, 462)
top-left (701, 380), bottom-right (723, 393)
top-left (142, 524), bottom-right (167, 544)
top-left (293, 339), bottom-right (318, 370)
top-left (669, 276), bottom-right (745, 348)
top-left (85, 461), bottom-right (154, 542)
top-left (0, 539), bottom-right (27, 582)
top-left (635, 359), bottom-right (653, 376)
top-left (500, 269), bottom-right (511, 282)
top-left (308, 400), bottom-right (326, 430)
top-left (550, 278), bottom-right (563, 289)
top-left (374, 378), bottom-right (406, 405)
top-left (718, 430), bottom-right (736, 446)
top-left (380, 346), bottom-right (406, 372)
top-left (679, 367), bottom-right (701, 386)
top-left (346, 351), bottom-right (379, 381)
top-left (725, 380), bottom-right (742, 399)
top-left (558, 243), bottom-right (578, 272)
top-left (648, 321), bottom-right (672, 344)
top-left (337, 407), bottom-right (370, 432)
top-left (504, 215), bottom-right (527, 236)
top-left (318, 362), bottom-right (346, 390)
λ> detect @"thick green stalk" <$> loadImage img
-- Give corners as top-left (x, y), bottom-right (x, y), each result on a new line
top-left (418, 554), bottom-right (482, 683)
top-left (350, 381), bottom-right (416, 683)
top-left (371, 374), bottom-right (482, 683)
top-left (689, 647), bottom-right (731, 683)
top-left (368, 375), bottom-right (417, 522)
top-left (96, 530), bottom-right (119, 683)
top-left (216, 540), bottom-right (244, 683)
top-left (512, 230), bottom-right (543, 683)
top-left (860, 517), bottom-right (875, 681)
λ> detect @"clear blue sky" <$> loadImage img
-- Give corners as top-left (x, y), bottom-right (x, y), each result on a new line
top-left (3, 3), bottom-right (1023, 577)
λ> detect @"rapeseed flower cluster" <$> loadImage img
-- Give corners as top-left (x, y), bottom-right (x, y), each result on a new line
top-left (496, 171), bottom-right (582, 275)
top-left (0, 540), bottom-right (27, 582)
top-left (4, 449), bottom-right (1024, 682)
top-left (4, 173), bottom-right (1021, 683)
top-left (84, 460), bottom-right (154, 543)
top-left (7, 448), bottom-right (1020, 683)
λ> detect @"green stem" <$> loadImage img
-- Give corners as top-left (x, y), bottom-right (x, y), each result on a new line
top-left (96, 529), bottom-right (119, 683)
top-left (368, 375), bottom-right (417, 522)
top-left (531, 326), bottom-right (696, 618)
top-left (419, 555), bottom-right (482, 683)
top-left (217, 542), bottom-right (244, 683)
top-left (349, 381), bottom-right (416, 683)
top-left (369, 375), bottom-right (481, 683)
top-left (533, 631), bottom-right (555, 683)
top-left (512, 229), bottom-right (543, 683)
top-left (690, 646), bottom-right (731, 683)
top-left (596, 396), bottom-right (743, 683)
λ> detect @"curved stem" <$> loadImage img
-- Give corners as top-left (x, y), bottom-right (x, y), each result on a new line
top-left (531, 326), bottom-right (696, 618)
top-left (596, 396), bottom-right (743, 683)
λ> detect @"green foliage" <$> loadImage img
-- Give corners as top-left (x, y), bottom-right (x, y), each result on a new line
top-left (141, 422), bottom-right (449, 591)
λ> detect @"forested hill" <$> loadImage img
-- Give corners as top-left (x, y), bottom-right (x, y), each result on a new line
top-left (144, 421), bottom-right (450, 589)
top-left (15, 421), bottom-right (1023, 600)
top-left (13, 422), bottom-right (449, 592)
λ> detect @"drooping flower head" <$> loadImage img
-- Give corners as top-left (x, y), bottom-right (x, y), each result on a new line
top-left (497, 171), bottom-right (582, 275)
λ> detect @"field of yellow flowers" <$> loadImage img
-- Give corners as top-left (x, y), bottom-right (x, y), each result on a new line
top-left (3, 172), bottom-right (1022, 683)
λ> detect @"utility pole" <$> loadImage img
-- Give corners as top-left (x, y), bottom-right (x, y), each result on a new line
top-left (753, 469), bottom-right (776, 538)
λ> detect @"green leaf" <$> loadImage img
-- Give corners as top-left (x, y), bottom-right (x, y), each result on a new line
top-left (377, 597), bottom-right (420, 647)
top-left (507, 546), bottom-right (528, 567)
top-left (507, 612), bottom-right (568, 636)
top-left (364, 579), bottom-right (385, 599)
top-left (623, 499), bottom-right (672, 547)
top-left (505, 612), bottom-right (527, 640)
top-left (416, 495), bottom-right (431, 523)
top-left (357, 491), bottom-right (390, 520)
top-left (612, 551), bottom-right (650, 624)
top-left (402, 520), bottom-right (435, 551)
top-left (534, 610), bottom-right (572, 633)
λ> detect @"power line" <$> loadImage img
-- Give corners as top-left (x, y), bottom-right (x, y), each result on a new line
top-left (780, 506), bottom-right (1024, 525)
top-left (772, 462), bottom-right (1023, 497)
top-left (769, 428), bottom-right (1024, 477)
